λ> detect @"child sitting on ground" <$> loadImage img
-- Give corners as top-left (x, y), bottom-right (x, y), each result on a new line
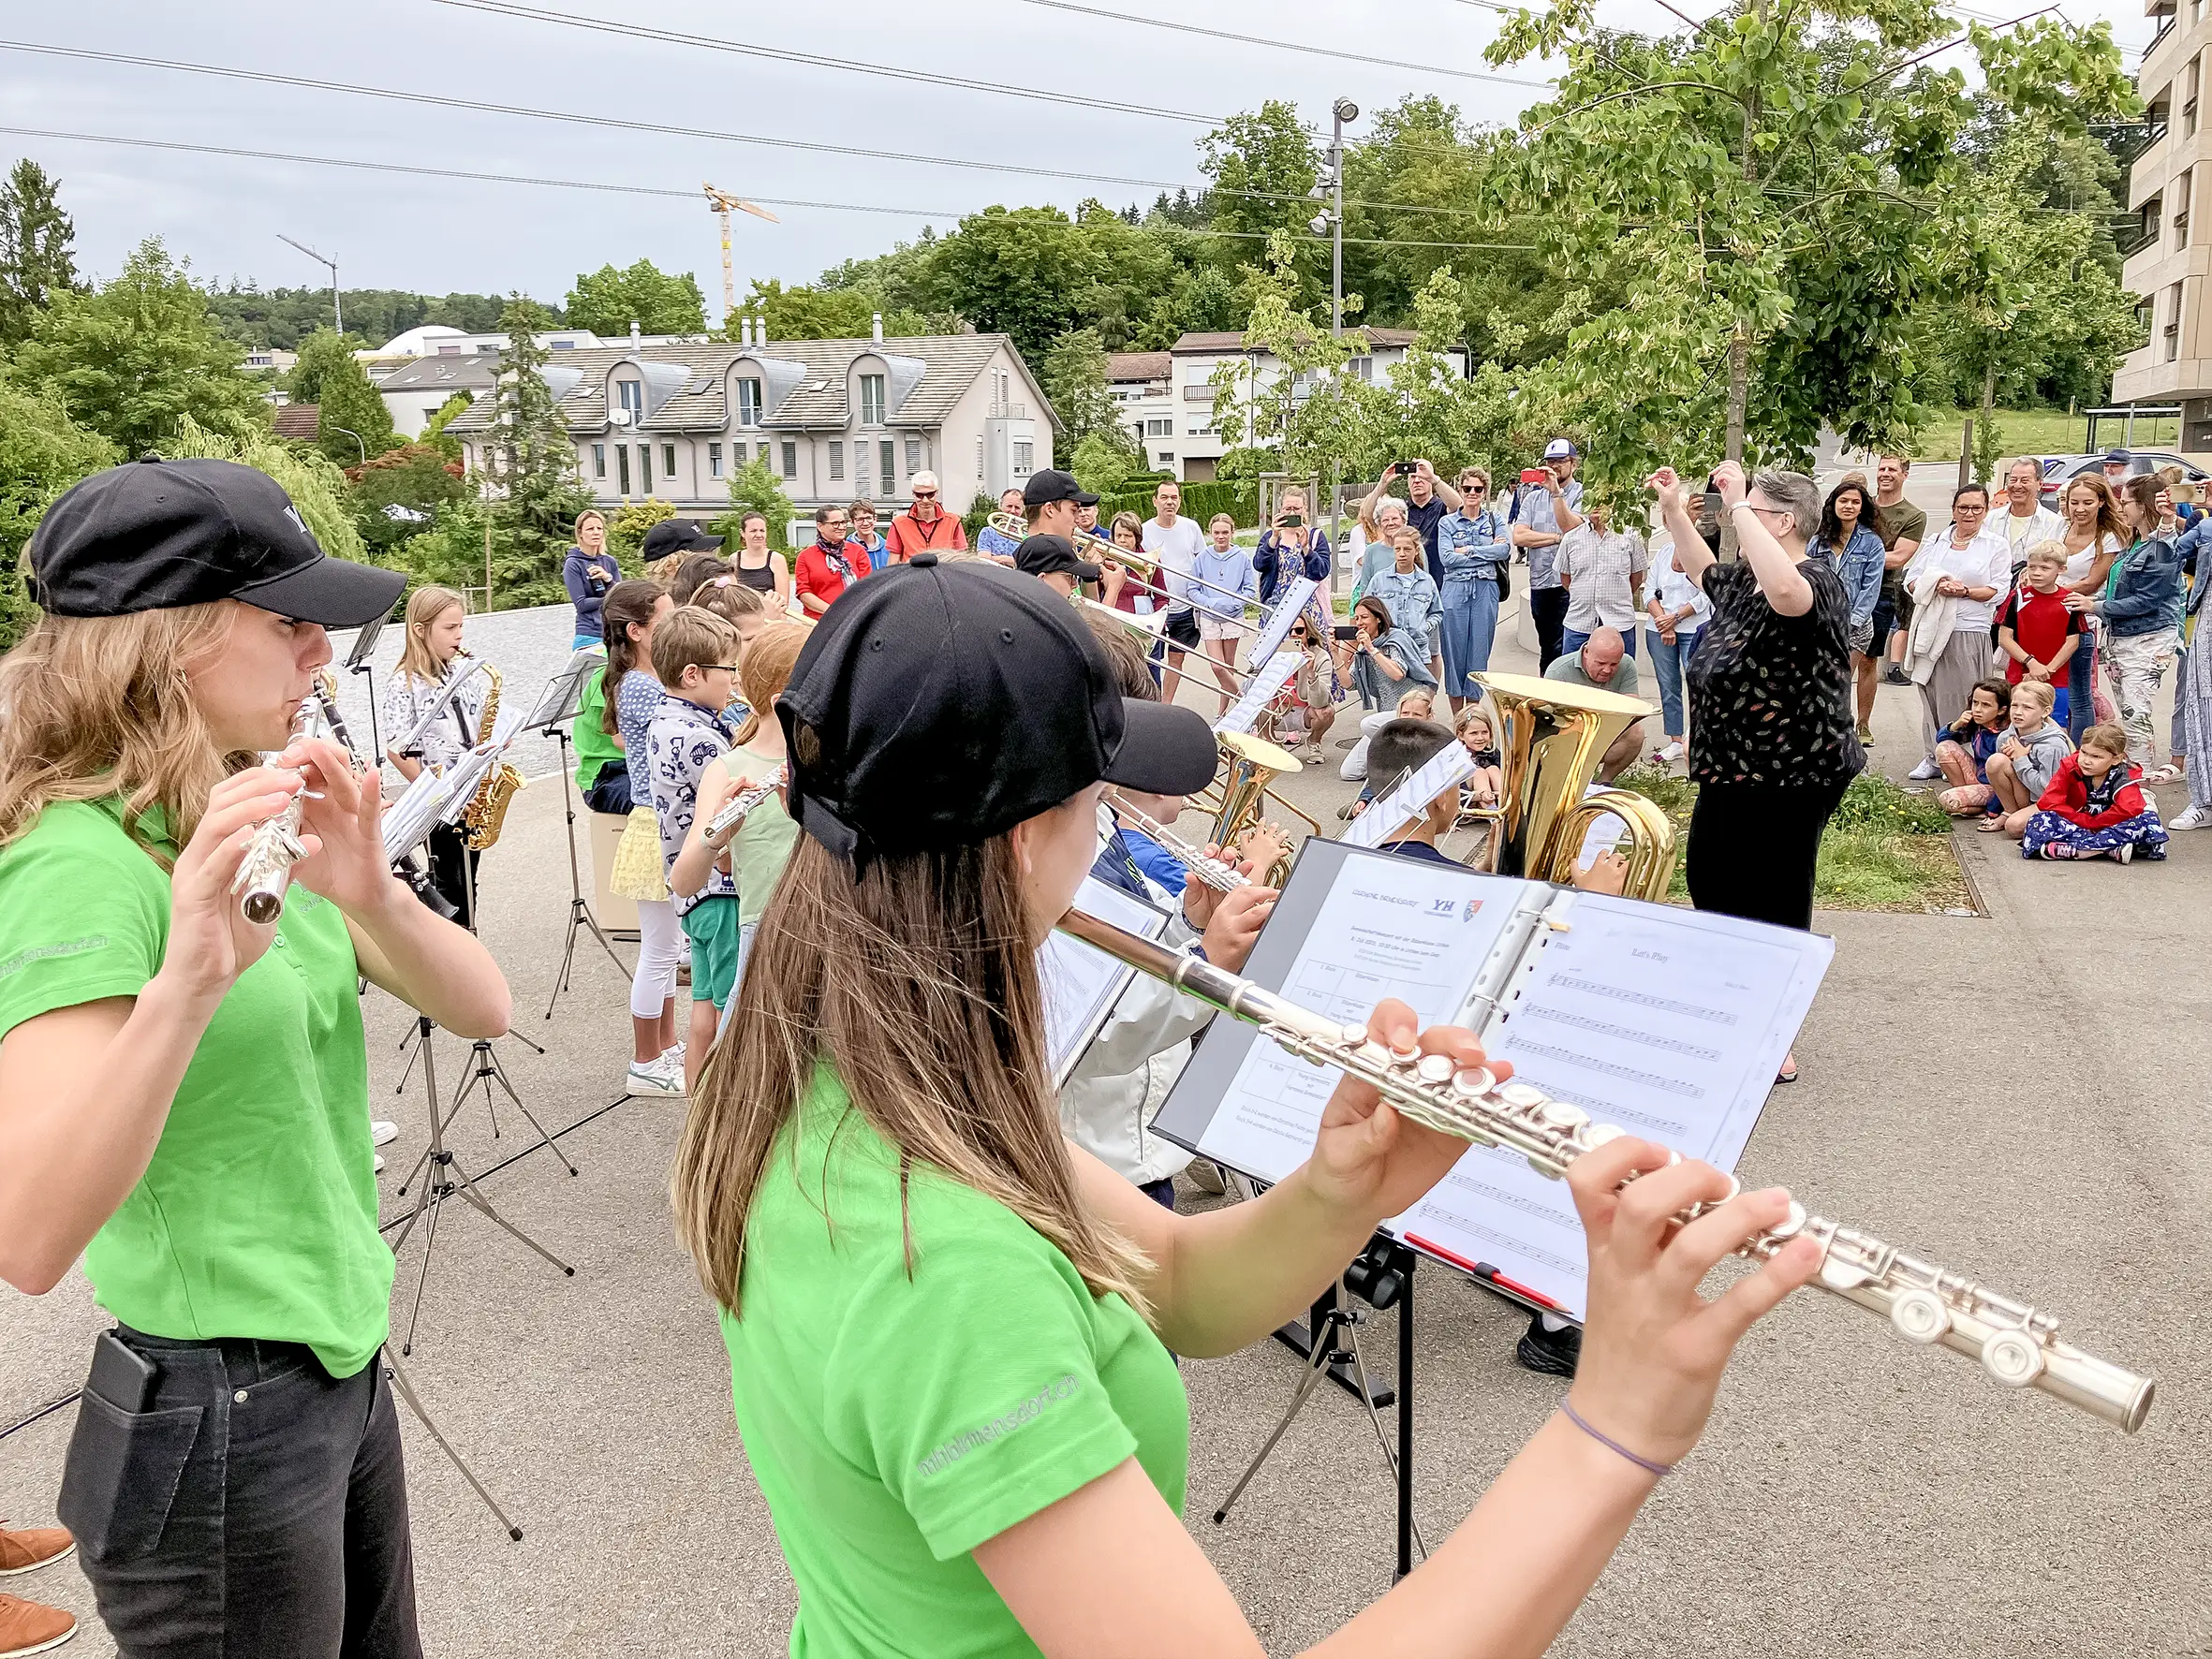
top-left (1983, 679), bottom-right (2072, 838)
top-left (1454, 702), bottom-right (1505, 810)
top-left (2020, 723), bottom-right (2169, 862)
top-left (1933, 677), bottom-right (2013, 818)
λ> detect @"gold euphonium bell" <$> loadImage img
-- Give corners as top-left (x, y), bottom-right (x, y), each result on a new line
top-left (1207, 728), bottom-right (1305, 887)
top-left (1468, 671), bottom-right (1676, 902)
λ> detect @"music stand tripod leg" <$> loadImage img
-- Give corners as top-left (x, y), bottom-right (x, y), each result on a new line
top-left (1212, 1304), bottom-right (1347, 1527)
top-left (381, 1353), bottom-right (523, 1542)
top-left (469, 1040), bottom-right (578, 1178)
top-left (545, 728), bottom-right (628, 1020)
top-left (1340, 1319), bottom-right (1426, 1562)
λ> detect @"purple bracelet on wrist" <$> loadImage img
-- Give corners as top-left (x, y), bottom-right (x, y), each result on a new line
top-left (1559, 1400), bottom-right (1674, 1477)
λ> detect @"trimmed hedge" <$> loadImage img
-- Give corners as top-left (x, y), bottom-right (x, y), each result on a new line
top-left (960, 479), bottom-right (1265, 539)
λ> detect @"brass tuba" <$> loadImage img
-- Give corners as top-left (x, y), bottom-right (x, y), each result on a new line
top-left (1467, 671), bottom-right (1676, 901)
top-left (459, 654), bottom-right (525, 851)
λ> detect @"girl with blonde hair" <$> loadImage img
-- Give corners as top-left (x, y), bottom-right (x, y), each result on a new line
top-left (381, 583), bottom-right (490, 925)
top-left (0, 459), bottom-right (508, 1658)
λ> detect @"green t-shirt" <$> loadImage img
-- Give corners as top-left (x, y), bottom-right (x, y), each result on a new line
top-left (1877, 498), bottom-right (1927, 601)
top-left (721, 1064), bottom-right (1187, 1657)
top-left (574, 663), bottom-right (623, 796)
top-left (1544, 647), bottom-right (1641, 700)
top-left (730, 743), bottom-right (801, 928)
top-left (0, 800), bottom-right (390, 1377)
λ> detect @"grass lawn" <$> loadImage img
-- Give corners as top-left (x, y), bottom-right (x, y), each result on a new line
top-left (1910, 408), bottom-right (2182, 463)
top-left (1606, 768), bottom-right (1974, 912)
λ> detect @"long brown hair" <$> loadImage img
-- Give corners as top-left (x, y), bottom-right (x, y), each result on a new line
top-left (0, 605), bottom-right (248, 864)
top-left (672, 829), bottom-right (1148, 1317)
top-left (731, 621), bottom-right (806, 744)
top-left (2062, 474), bottom-right (2128, 556)
top-left (597, 578), bottom-right (665, 735)
top-left (2119, 474), bottom-right (2163, 539)
top-left (395, 585), bottom-right (465, 685)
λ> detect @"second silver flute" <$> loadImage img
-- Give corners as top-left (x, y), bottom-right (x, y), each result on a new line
top-left (707, 763), bottom-right (788, 840)
top-left (1056, 906), bottom-right (2155, 1434)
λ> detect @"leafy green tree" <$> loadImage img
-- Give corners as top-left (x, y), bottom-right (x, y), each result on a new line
top-left (419, 390), bottom-right (473, 461)
top-left (14, 239), bottom-right (267, 456)
top-left (285, 329), bottom-right (396, 465)
top-left (166, 416), bottom-right (367, 565)
top-left (564, 258), bottom-right (708, 337)
top-left (203, 286), bottom-right (531, 352)
top-left (1037, 329), bottom-right (1120, 443)
top-left (0, 159), bottom-right (80, 348)
top-left (730, 278), bottom-right (931, 342)
top-left (346, 444), bottom-right (465, 555)
top-left (723, 455), bottom-right (795, 551)
top-left (1200, 102), bottom-right (1323, 301)
top-left (0, 364), bottom-right (117, 649)
top-left (607, 498), bottom-right (674, 566)
top-left (928, 207), bottom-right (1093, 360)
top-left (1069, 427), bottom-right (1143, 496)
top-left (479, 297), bottom-right (597, 609)
top-left (1482, 0), bottom-right (2137, 490)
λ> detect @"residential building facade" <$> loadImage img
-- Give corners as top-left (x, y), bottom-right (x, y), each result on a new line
top-left (442, 330), bottom-right (1057, 517)
top-left (1105, 351), bottom-right (1175, 473)
top-left (378, 354), bottom-right (500, 439)
top-left (2115, 0), bottom-right (2212, 451)
top-left (1166, 330), bottom-right (1471, 481)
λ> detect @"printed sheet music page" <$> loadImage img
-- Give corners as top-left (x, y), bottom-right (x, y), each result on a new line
top-left (1192, 854), bottom-right (1516, 1184)
top-left (1394, 895), bottom-right (1833, 1317)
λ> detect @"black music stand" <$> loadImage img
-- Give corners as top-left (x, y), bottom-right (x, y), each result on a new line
top-left (344, 603), bottom-right (393, 772)
top-left (524, 652), bottom-right (629, 1018)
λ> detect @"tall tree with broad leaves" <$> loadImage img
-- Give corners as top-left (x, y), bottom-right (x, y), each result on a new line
top-left (1481, 0), bottom-right (2137, 495)
top-left (563, 258), bottom-right (708, 337)
top-left (0, 159), bottom-right (79, 347)
top-left (286, 329), bottom-right (397, 466)
top-left (479, 297), bottom-right (597, 609)
top-left (14, 239), bottom-right (266, 457)
top-left (1037, 329), bottom-right (1120, 444)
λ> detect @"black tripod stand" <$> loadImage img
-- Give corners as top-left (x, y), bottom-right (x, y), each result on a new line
top-left (385, 1015), bottom-right (575, 1357)
top-left (1213, 1239), bottom-right (1426, 1578)
top-left (541, 719), bottom-right (628, 1020)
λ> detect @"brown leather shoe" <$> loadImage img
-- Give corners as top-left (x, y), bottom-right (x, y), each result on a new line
top-left (0, 1593), bottom-right (76, 1656)
top-left (0, 1526), bottom-right (72, 1577)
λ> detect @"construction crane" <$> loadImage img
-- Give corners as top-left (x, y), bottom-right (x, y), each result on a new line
top-left (277, 234), bottom-right (341, 334)
top-left (703, 184), bottom-right (779, 332)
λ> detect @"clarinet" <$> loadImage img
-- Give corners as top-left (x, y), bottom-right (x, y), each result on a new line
top-left (1056, 905), bottom-right (2156, 1434)
top-left (706, 763), bottom-right (788, 840)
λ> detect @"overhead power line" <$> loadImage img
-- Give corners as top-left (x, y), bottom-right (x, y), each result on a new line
top-left (0, 40), bottom-right (1502, 222)
top-left (0, 125), bottom-right (1539, 252)
top-left (1006, 0), bottom-right (1554, 89)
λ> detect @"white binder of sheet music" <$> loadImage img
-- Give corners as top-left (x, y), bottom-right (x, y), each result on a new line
top-left (1040, 876), bottom-right (1175, 1087)
top-left (1186, 851), bottom-right (1833, 1321)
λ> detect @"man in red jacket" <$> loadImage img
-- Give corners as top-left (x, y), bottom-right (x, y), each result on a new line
top-left (883, 470), bottom-right (968, 562)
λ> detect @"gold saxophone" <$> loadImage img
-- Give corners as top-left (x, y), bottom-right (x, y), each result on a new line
top-left (460, 653), bottom-right (524, 851)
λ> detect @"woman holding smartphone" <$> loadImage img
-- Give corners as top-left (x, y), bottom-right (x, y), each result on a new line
top-left (0, 460), bottom-right (510, 1659)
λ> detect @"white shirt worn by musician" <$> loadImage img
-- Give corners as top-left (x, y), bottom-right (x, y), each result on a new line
top-left (381, 654), bottom-right (488, 775)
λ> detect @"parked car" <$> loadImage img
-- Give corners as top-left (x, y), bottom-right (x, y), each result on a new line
top-left (2037, 451), bottom-right (2211, 507)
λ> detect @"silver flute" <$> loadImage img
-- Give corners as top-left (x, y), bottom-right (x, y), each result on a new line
top-left (233, 699), bottom-right (323, 925)
top-left (1106, 797), bottom-right (1249, 893)
top-left (706, 763), bottom-right (788, 840)
top-left (1057, 906), bottom-right (2156, 1433)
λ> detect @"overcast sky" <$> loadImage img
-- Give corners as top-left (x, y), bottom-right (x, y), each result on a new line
top-left (0, 0), bottom-right (2154, 345)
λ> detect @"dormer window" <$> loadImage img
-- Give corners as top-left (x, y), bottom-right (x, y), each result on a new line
top-left (860, 374), bottom-right (886, 425)
top-left (616, 379), bottom-right (643, 420)
top-left (736, 377), bottom-right (762, 427)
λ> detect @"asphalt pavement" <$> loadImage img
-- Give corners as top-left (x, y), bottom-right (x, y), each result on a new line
top-left (3, 589), bottom-right (2207, 1657)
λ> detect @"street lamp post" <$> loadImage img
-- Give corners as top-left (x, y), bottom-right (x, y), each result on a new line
top-left (1314, 98), bottom-right (1358, 594)
top-left (331, 427), bottom-right (368, 465)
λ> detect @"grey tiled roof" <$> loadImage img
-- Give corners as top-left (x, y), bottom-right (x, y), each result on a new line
top-left (1169, 328), bottom-right (1421, 354)
top-left (378, 356), bottom-right (500, 392)
top-left (444, 334), bottom-right (1042, 437)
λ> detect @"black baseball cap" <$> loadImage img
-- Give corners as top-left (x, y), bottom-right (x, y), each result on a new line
top-left (641, 518), bottom-right (725, 561)
top-left (29, 457), bottom-right (405, 625)
top-left (778, 554), bottom-right (1217, 868)
top-left (1021, 469), bottom-right (1099, 509)
top-left (1014, 533), bottom-right (1102, 586)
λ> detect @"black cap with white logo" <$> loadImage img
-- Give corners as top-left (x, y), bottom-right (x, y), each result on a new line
top-left (640, 518), bottom-right (726, 561)
top-left (1021, 469), bottom-right (1099, 509)
top-left (777, 554), bottom-right (1217, 869)
top-left (29, 456), bottom-right (405, 626)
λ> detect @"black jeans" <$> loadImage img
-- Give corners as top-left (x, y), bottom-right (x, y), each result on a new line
top-left (425, 821), bottom-right (479, 930)
top-left (58, 1330), bottom-right (421, 1659)
top-left (1529, 586), bottom-right (1570, 671)
top-left (1685, 775), bottom-right (1851, 932)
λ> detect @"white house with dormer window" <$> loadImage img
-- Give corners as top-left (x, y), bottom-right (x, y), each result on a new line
top-left (444, 323), bottom-right (1058, 518)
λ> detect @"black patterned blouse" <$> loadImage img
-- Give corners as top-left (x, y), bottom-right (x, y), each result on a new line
top-left (1683, 557), bottom-right (1866, 788)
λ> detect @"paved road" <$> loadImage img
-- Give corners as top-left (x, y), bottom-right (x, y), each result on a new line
top-left (6, 593), bottom-right (2207, 1658)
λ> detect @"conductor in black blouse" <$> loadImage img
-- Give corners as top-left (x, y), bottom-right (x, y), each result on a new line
top-left (1648, 461), bottom-right (1865, 1074)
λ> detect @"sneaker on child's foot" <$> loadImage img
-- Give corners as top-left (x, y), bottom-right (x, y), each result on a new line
top-left (2116, 843), bottom-right (2134, 864)
top-left (374, 1152), bottom-right (386, 1175)
top-left (1655, 740), bottom-right (1684, 764)
top-left (2171, 804), bottom-right (2212, 830)
top-left (1513, 1314), bottom-right (1582, 1377)
top-left (370, 1120), bottom-right (399, 1148)
top-left (1883, 664), bottom-right (1911, 686)
top-left (1908, 757), bottom-right (1941, 781)
top-left (627, 1057), bottom-right (686, 1098)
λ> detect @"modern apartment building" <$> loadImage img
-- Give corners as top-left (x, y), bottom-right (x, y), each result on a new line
top-left (2114, 0), bottom-right (2212, 451)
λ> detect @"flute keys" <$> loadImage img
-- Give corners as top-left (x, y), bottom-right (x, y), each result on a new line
top-left (1451, 1066), bottom-right (1495, 1097)
top-left (1980, 1327), bottom-right (2046, 1388)
top-left (1416, 1054), bottom-right (1457, 1086)
top-left (1768, 1199), bottom-right (1808, 1240)
top-left (1537, 1100), bottom-right (1588, 1131)
top-left (1819, 1254), bottom-right (1874, 1292)
top-left (1889, 1287), bottom-right (1953, 1345)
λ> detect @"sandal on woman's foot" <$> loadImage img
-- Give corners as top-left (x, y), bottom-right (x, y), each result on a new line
top-left (1977, 817), bottom-right (2008, 833)
top-left (2143, 764), bottom-right (2182, 786)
